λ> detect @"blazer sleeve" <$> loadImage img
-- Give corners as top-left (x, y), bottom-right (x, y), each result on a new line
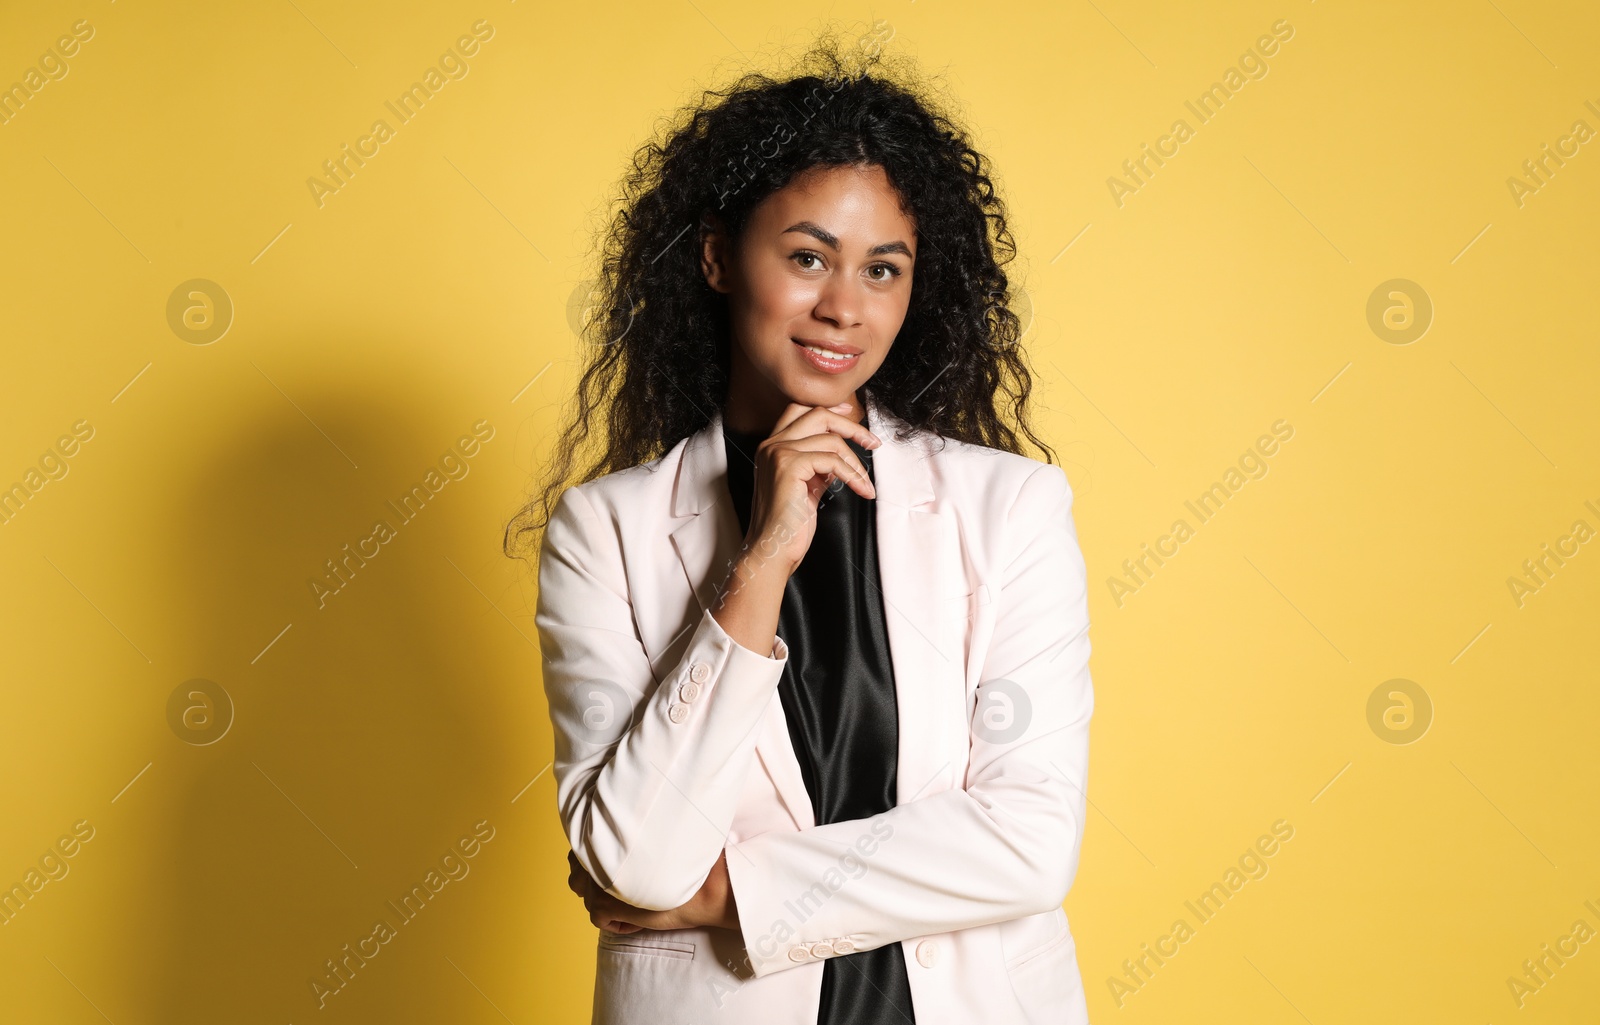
top-left (723, 463), bottom-right (1093, 976)
top-left (536, 483), bottom-right (791, 911)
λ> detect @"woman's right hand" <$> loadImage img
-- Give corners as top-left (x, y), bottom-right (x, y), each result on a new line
top-left (741, 400), bottom-right (881, 576)
top-left (710, 400), bottom-right (881, 656)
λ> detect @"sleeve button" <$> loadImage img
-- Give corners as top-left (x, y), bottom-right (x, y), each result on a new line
top-left (678, 680), bottom-right (701, 703)
top-left (810, 941), bottom-right (834, 958)
top-left (667, 703), bottom-right (689, 724)
top-left (788, 946), bottom-right (810, 962)
top-left (834, 939), bottom-right (855, 954)
top-left (690, 661), bottom-right (711, 684)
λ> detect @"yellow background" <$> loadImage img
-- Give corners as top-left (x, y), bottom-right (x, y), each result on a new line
top-left (1, 1), bottom-right (1596, 1021)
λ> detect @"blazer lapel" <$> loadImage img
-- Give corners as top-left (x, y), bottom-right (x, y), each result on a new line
top-left (665, 393), bottom-right (972, 832)
top-left (865, 395), bottom-right (973, 809)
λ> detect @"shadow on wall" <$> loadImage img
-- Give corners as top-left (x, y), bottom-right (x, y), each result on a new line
top-left (102, 391), bottom-right (582, 1021)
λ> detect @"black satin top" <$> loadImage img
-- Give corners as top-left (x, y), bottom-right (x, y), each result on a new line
top-left (723, 421), bottom-right (916, 1025)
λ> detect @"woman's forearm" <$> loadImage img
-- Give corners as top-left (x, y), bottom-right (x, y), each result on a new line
top-left (711, 548), bottom-right (791, 657)
top-left (538, 487), bottom-right (792, 911)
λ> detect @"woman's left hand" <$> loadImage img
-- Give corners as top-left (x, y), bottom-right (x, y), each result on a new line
top-left (566, 849), bottom-right (738, 934)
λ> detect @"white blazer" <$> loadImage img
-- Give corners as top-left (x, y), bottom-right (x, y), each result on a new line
top-left (536, 391), bottom-right (1094, 1024)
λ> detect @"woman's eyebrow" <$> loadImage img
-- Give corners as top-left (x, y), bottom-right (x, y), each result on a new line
top-left (781, 220), bottom-right (913, 258)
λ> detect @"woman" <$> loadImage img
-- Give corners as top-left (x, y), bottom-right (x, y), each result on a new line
top-left (514, 31), bottom-right (1093, 1025)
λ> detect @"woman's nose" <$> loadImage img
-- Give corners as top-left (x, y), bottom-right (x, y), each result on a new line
top-left (811, 274), bottom-right (863, 326)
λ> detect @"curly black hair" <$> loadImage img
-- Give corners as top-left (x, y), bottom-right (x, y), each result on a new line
top-left (504, 23), bottom-right (1055, 561)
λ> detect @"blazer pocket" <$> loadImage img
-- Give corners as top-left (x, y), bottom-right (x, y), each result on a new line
top-left (1004, 920), bottom-right (1083, 1024)
top-left (1003, 909), bottom-right (1069, 972)
top-left (598, 932), bottom-right (696, 961)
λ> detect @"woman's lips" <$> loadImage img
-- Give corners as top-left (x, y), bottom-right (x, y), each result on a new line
top-left (793, 339), bottom-right (861, 374)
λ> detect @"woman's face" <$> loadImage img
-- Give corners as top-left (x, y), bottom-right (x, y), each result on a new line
top-left (701, 162), bottom-right (917, 430)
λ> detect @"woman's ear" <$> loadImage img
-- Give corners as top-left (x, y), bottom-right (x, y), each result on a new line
top-left (699, 212), bottom-right (734, 294)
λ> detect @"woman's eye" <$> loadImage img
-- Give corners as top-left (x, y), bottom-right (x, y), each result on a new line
top-left (790, 252), bottom-right (901, 280)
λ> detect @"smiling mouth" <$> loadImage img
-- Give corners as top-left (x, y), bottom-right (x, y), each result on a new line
top-left (793, 339), bottom-right (861, 368)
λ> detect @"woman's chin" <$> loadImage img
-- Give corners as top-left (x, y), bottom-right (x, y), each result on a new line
top-left (779, 380), bottom-right (857, 410)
